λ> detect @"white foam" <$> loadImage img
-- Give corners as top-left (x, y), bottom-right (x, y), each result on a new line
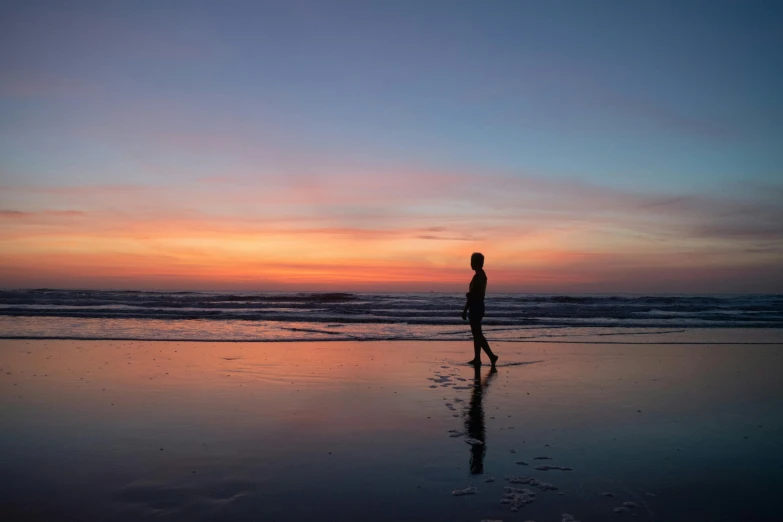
top-left (452, 486), bottom-right (477, 496)
top-left (506, 476), bottom-right (534, 484)
top-left (484, 476), bottom-right (495, 483)
top-left (465, 438), bottom-right (484, 446)
top-left (505, 476), bottom-right (558, 491)
top-left (501, 486), bottom-right (536, 511)
top-left (623, 501), bottom-right (638, 508)
top-left (561, 514), bottom-right (580, 522)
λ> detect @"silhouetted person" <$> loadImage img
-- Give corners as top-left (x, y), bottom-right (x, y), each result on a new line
top-left (465, 365), bottom-right (498, 475)
top-left (462, 252), bottom-right (498, 366)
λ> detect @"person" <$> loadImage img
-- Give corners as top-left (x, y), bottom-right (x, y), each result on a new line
top-left (462, 252), bottom-right (498, 366)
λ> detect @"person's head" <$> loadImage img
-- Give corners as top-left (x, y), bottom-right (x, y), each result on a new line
top-left (470, 252), bottom-right (484, 270)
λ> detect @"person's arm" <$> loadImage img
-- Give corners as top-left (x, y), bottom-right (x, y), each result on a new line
top-left (462, 277), bottom-right (474, 320)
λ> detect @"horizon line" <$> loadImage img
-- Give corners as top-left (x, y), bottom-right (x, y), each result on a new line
top-left (2, 286), bottom-right (779, 297)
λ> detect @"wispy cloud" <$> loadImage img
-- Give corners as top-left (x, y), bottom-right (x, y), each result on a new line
top-left (0, 209), bottom-right (85, 218)
top-left (0, 210), bottom-right (30, 218)
top-left (416, 235), bottom-right (477, 241)
top-left (1, 172), bottom-right (780, 292)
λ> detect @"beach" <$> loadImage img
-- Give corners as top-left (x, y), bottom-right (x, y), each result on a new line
top-left (4, 1), bottom-right (782, 519)
top-left (1, 337), bottom-right (781, 521)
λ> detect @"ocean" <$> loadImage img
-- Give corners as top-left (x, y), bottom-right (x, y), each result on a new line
top-left (0, 289), bottom-right (780, 342)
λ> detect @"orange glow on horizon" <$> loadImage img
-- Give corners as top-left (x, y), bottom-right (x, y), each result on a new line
top-left (2, 181), bottom-right (780, 293)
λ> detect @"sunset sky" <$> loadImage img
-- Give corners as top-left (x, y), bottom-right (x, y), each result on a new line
top-left (1, 1), bottom-right (781, 293)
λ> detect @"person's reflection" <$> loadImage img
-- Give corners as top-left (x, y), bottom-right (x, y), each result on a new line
top-left (465, 365), bottom-right (498, 475)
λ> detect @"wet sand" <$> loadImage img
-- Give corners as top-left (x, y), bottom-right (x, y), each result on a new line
top-left (1, 339), bottom-right (782, 521)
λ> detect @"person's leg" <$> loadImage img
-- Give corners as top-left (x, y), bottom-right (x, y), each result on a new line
top-left (475, 319), bottom-right (498, 365)
top-left (482, 338), bottom-right (498, 365)
top-left (469, 318), bottom-right (482, 364)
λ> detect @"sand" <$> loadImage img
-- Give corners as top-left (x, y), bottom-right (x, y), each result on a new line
top-left (1, 338), bottom-right (782, 521)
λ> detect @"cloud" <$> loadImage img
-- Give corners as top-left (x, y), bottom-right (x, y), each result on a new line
top-left (0, 210), bottom-right (30, 218)
top-left (0, 209), bottom-right (85, 218)
top-left (0, 173), bottom-right (780, 292)
top-left (694, 221), bottom-right (783, 241)
top-left (3, 174), bottom-right (781, 238)
top-left (2, 174), bottom-right (782, 248)
top-left (416, 235), bottom-right (478, 241)
top-left (47, 210), bottom-right (86, 217)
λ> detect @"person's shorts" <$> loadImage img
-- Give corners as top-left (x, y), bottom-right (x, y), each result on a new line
top-left (468, 303), bottom-right (485, 322)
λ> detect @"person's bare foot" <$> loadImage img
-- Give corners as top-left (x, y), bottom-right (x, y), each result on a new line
top-left (489, 354), bottom-right (499, 366)
top-left (467, 359), bottom-right (481, 366)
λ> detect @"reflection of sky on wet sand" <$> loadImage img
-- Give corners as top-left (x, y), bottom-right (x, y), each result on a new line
top-left (1, 340), bottom-right (782, 521)
top-left (3, 315), bottom-right (783, 344)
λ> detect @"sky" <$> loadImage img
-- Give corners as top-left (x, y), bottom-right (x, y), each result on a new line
top-left (1, 0), bottom-right (781, 293)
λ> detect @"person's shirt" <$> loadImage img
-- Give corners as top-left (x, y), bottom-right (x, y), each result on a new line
top-left (468, 269), bottom-right (487, 305)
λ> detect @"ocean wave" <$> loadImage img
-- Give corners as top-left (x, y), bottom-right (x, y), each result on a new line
top-left (0, 290), bottom-right (780, 340)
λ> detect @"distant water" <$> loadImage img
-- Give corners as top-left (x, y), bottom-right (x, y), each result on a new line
top-left (0, 289), bottom-right (781, 342)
